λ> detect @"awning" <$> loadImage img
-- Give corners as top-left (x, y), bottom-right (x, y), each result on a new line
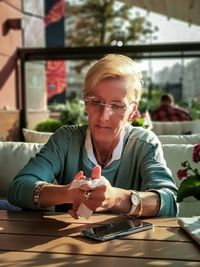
top-left (122, 0), bottom-right (200, 26)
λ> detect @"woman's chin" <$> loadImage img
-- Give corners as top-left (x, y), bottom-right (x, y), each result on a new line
top-left (93, 131), bottom-right (112, 144)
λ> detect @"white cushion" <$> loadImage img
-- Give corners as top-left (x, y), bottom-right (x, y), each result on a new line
top-left (152, 120), bottom-right (200, 135)
top-left (162, 144), bottom-right (200, 217)
top-left (23, 128), bottom-right (52, 143)
top-left (158, 134), bottom-right (200, 144)
top-left (0, 142), bottom-right (43, 198)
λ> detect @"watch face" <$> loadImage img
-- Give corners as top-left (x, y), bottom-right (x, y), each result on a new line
top-left (131, 192), bottom-right (140, 205)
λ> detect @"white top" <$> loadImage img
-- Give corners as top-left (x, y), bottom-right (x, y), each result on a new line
top-left (85, 127), bottom-right (126, 167)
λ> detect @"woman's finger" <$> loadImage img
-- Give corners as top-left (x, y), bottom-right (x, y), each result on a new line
top-left (74, 171), bottom-right (86, 181)
top-left (91, 165), bottom-right (101, 179)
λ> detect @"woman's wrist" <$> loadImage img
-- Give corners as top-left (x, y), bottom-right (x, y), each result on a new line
top-left (112, 188), bottom-right (132, 214)
top-left (33, 183), bottom-right (49, 209)
top-left (33, 183), bottom-right (74, 208)
top-left (64, 185), bottom-right (76, 203)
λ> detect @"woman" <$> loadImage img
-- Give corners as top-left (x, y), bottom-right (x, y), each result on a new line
top-left (7, 54), bottom-right (178, 218)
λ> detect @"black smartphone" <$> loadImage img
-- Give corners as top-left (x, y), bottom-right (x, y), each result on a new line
top-left (81, 218), bottom-right (153, 241)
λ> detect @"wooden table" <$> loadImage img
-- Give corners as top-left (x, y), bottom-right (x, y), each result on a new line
top-left (0, 210), bottom-right (199, 267)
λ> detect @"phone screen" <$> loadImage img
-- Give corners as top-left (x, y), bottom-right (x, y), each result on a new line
top-left (81, 218), bottom-right (153, 241)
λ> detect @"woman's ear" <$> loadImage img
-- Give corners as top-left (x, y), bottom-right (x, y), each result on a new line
top-left (85, 103), bottom-right (89, 114)
top-left (133, 101), bottom-right (139, 112)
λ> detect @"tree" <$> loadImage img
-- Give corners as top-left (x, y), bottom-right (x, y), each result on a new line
top-left (65, 0), bottom-right (158, 47)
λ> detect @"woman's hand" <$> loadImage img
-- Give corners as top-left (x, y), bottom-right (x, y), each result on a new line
top-left (84, 165), bottom-right (117, 211)
top-left (90, 165), bottom-right (117, 211)
top-left (67, 166), bottom-right (105, 218)
top-left (67, 171), bottom-right (86, 218)
top-left (68, 165), bottom-right (117, 218)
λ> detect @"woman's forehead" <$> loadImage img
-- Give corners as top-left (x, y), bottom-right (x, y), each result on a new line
top-left (93, 78), bottom-right (137, 102)
top-left (94, 78), bottom-right (127, 91)
top-left (93, 79), bottom-right (127, 96)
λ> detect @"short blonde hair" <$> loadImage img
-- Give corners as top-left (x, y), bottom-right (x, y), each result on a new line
top-left (83, 54), bottom-right (143, 102)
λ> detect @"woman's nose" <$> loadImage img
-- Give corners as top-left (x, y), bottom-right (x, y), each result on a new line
top-left (99, 105), bottom-right (112, 120)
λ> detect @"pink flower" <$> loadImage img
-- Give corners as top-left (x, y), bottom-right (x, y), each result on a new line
top-left (177, 143), bottom-right (200, 202)
top-left (192, 144), bottom-right (200, 163)
top-left (177, 169), bottom-right (188, 180)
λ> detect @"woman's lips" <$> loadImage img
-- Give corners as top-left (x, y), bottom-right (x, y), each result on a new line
top-left (94, 125), bottom-right (112, 134)
top-left (95, 124), bottom-right (110, 130)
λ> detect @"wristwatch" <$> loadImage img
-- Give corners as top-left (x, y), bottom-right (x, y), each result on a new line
top-left (126, 190), bottom-right (141, 216)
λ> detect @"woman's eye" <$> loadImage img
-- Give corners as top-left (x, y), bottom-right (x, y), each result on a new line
top-left (111, 103), bottom-right (124, 110)
top-left (92, 100), bottom-right (102, 106)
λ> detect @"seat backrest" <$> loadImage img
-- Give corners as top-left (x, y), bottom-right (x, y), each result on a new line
top-left (158, 134), bottom-right (200, 144)
top-left (152, 120), bottom-right (200, 135)
top-left (0, 142), bottom-right (43, 198)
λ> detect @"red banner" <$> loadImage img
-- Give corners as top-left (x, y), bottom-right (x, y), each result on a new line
top-left (44, 0), bottom-right (64, 26)
top-left (46, 60), bottom-right (67, 99)
top-left (45, 0), bottom-right (66, 100)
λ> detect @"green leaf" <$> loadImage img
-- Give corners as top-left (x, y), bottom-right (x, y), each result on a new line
top-left (177, 175), bottom-right (200, 202)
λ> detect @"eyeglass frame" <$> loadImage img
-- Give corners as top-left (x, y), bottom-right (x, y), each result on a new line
top-left (84, 96), bottom-right (135, 115)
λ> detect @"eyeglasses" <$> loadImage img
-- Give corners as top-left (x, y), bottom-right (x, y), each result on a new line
top-left (84, 96), bottom-right (131, 115)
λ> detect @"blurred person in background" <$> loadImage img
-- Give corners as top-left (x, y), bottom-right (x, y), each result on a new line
top-left (151, 93), bottom-right (192, 122)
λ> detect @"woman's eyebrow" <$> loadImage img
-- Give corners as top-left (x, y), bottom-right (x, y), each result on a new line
top-left (91, 96), bottom-right (126, 103)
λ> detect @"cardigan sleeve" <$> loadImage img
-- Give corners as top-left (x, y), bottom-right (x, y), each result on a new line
top-left (7, 125), bottom-right (85, 210)
top-left (140, 141), bottom-right (178, 216)
top-left (115, 127), bottom-right (178, 217)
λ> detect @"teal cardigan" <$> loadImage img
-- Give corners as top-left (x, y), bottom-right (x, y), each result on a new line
top-left (7, 124), bottom-right (178, 216)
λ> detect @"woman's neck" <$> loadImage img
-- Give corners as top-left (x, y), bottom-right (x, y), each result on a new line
top-left (92, 139), bottom-right (117, 168)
